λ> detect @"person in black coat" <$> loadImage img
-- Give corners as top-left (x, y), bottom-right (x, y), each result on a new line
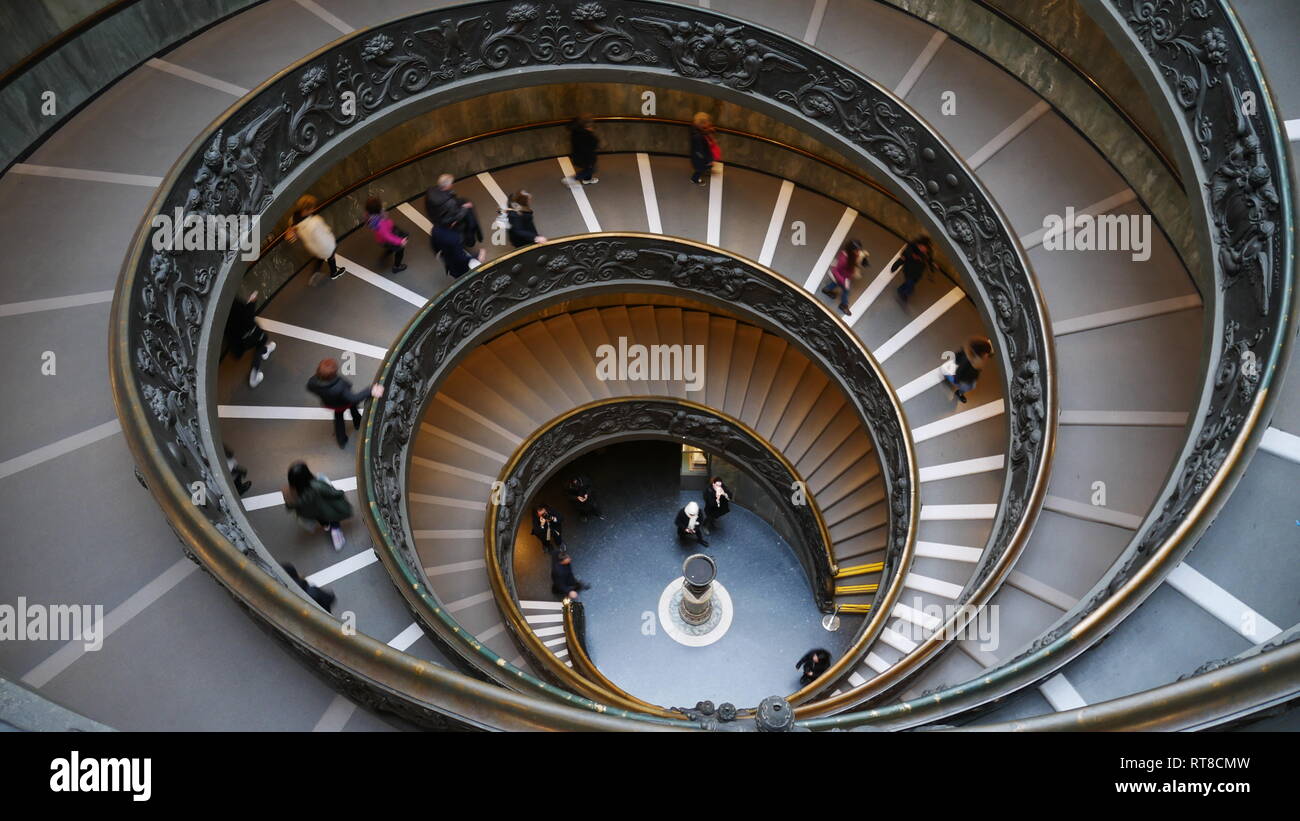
top-left (796, 648), bottom-right (832, 685)
top-left (306, 358), bottom-right (383, 448)
top-left (568, 115), bottom-right (599, 184)
top-left (675, 501), bottom-right (708, 547)
top-left (505, 190), bottom-right (547, 248)
top-left (425, 174), bottom-right (484, 276)
top-left (225, 290), bottom-right (276, 388)
top-left (565, 473), bottom-right (602, 521)
top-left (702, 476), bottom-right (731, 522)
top-left (550, 551), bottom-right (589, 600)
top-left (893, 235), bottom-right (936, 301)
top-left (531, 504), bottom-right (564, 553)
top-left (282, 562), bottom-right (336, 612)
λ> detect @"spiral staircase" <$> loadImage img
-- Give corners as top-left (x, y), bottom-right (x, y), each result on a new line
top-left (0, 0), bottom-right (1295, 731)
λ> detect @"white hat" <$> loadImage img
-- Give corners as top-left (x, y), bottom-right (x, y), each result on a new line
top-left (684, 501), bottom-right (699, 515)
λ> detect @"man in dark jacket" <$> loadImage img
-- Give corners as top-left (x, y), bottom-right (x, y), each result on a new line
top-left (796, 648), bottom-right (832, 685)
top-left (568, 116), bottom-right (599, 185)
top-left (425, 173), bottom-right (483, 277)
top-left (531, 505), bottom-right (564, 553)
top-left (702, 476), bottom-right (731, 523)
top-left (893, 235), bottom-right (936, 301)
top-left (306, 358), bottom-right (383, 448)
top-left (565, 474), bottom-right (603, 521)
top-left (225, 290), bottom-right (276, 388)
top-left (550, 552), bottom-right (589, 600)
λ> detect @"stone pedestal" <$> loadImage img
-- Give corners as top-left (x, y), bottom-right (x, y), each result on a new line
top-left (678, 554), bottom-right (716, 626)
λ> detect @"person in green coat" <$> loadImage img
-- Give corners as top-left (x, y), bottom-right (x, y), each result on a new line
top-left (283, 461), bottom-right (353, 550)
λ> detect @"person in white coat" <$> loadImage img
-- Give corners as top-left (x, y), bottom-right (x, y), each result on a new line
top-left (288, 194), bottom-right (346, 285)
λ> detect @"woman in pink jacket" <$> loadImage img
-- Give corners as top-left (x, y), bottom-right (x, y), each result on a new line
top-left (821, 239), bottom-right (868, 316)
top-left (364, 197), bottom-right (407, 274)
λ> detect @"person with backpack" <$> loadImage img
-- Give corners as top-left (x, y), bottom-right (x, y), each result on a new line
top-left (821, 239), bottom-right (869, 316)
top-left (287, 194), bottom-right (346, 285)
top-left (305, 358), bottom-right (384, 448)
top-left (893, 235), bottom-right (936, 301)
top-left (364, 196), bottom-right (407, 274)
top-left (424, 174), bottom-right (485, 277)
top-left (503, 190), bottom-right (547, 248)
top-left (567, 115), bottom-right (600, 185)
top-left (224, 290), bottom-right (276, 388)
top-left (283, 461), bottom-right (353, 551)
top-left (689, 112), bottom-right (720, 186)
top-left (944, 336), bottom-right (994, 404)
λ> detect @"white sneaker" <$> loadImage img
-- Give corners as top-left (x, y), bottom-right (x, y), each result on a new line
top-left (261, 341), bottom-right (276, 359)
top-left (561, 176), bottom-right (577, 187)
top-left (580, 178), bottom-right (599, 185)
top-left (248, 370), bottom-right (264, 388)
top-left (330, 527), bottom-right (345, 551)
top-left (468, 258), bottom-right (481, 269)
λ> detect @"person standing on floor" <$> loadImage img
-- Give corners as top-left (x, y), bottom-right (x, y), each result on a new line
top-left (821, 239), bottom-right (868, 316)
top-left (287, 194), bottom-right (346, 285)
top-left (796, 648), bottom-right (832, 685)
top-left (504, 190), bottom-right (547, 248)
top-left (225, 446), bottom-right (252, 495)
top-left (701, 476), bottom-right (731, 524)
top-left (305, 358), bottom-right (384, 448)
top-left (565, 473), bottom-right (602, 521)
top-left (550, 552), bottom-right (590, 600)
top-left (689, 112), bottom-right (720, 186)
top-left (425, 174), bottom-right (485, 277)
top-left (224, 290), bottom-right (276, 388)
top-left (283, 461), bottom-right (354, 551)
top-left (893, 234), bottom-right (936, 301)
top-left (364, 197), bottom-right (407, 274)
top-left (532, 504), bottom-right (565, 554)
top-left (675, 500), bottom-right (709, 547)
top-left (282, 562), bottom-right (337, 612)
top-left (567, 115), bottom-right (600, 185)
top-left (944, 336), bottom-right (993, 404)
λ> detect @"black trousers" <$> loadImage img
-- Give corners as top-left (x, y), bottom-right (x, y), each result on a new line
top-left (332, 405), bottom-right (362, 445)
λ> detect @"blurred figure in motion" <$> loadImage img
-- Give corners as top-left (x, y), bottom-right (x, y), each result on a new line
top-left (287, 194), bottom-right (346, 285)
top-left (224, 290), bottom-right (275, 388)
top-left (567, 115), bottom-right (600, 185)
top-left (364, 196), bottom-right (408, 274)
top-left (550, 551), bottom-right (590, 600)
top-left (225, 446), bottom-right (252, 495)
top-left (504, 190), bottom-right (547, 248)
top-left (306, 358), bottom-right (384, 448)
top-left (426, 173), bottom-right (485, 276)
top-left (283, 461), bottom-right (354, 551)
top-left (893, 234), bottom-right (936, 302)
top-left (821, 238), bottom-right (868, 316)
top-left (796, 647), bottom-right (832, 685)
top-left (282, 562), bottom-right (337, 612)
top-left (689, 112), bottom-right (720, 186)
top-left (944, 336), bottom-right (993, 404)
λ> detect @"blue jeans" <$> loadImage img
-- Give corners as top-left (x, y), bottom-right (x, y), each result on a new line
top-left (823, 278), bottom-right (850, 309)
top-left (944, 373), bottom-right (975, 393)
